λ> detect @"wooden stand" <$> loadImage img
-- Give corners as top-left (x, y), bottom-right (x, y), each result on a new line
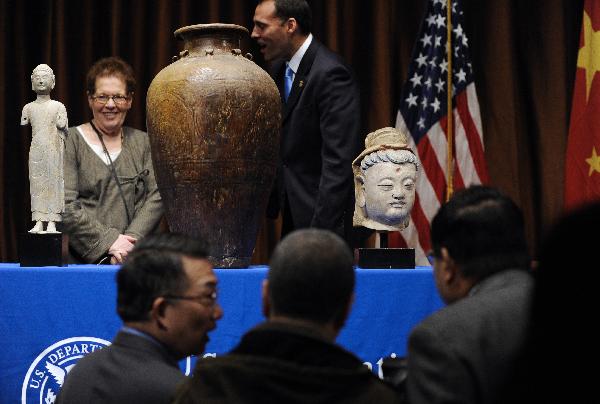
top-left (19, 232), bottom-right (69, 267)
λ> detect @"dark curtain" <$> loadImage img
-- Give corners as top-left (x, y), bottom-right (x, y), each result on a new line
top-left (0, 0), bottom-right (583, 262)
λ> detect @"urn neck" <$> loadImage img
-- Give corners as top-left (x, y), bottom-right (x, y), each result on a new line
top-left (175, 24), bottom-right (248, 57)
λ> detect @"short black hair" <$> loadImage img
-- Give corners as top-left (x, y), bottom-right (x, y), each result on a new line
top-left (267, 228), bottom-right (354, 325)
top-left (116, 233), bottom-right (209, 322)
top-left (271, 0), bottom-right (312, 35)
top-left (430, 185), bottom-right (530, 280)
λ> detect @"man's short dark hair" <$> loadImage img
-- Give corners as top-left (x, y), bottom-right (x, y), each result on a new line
top-left (268, 228), bottom-right (354, 325)
top-left (431, 185), bottom-right (530, 280)
top-left (271, 0), bottom-right (312, 35)
top-left (116, 233), bottom-right (209, 322)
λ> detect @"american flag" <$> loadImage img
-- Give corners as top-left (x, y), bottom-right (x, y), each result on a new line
top-left (392, 0), bottom-right (489, 264)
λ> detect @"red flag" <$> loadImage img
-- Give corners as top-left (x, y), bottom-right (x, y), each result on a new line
top-left (564, 0), bottom-right (600, 211)
top-left (390, 0), bottom-right (488, 265)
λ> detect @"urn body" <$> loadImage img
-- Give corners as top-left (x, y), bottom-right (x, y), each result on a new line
top-left (147, 24), bottom-right (281, 268)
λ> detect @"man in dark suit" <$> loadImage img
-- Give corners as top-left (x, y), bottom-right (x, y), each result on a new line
top-left (173, 229), bottom-right (402, 403)
top-left (252, 0), bottom-right (362, 240)
top-left (55, 233), bottom-right (223, 404)
top-left (404, 186), bottom-right (534, 404)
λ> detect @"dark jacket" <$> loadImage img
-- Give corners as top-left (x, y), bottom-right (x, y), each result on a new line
top-left (56, 330), bottom-right (184, 404)
top-left (174, 321), bottom-right (402, 404)
top-left (267, 38), bottom-right (362, 239)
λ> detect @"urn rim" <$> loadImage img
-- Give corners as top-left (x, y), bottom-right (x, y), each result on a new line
top-left (174, 23), bottom-right (249, 39)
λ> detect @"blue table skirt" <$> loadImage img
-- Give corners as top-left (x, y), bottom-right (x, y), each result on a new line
top-left (0, 263), bottom-right (443, 403)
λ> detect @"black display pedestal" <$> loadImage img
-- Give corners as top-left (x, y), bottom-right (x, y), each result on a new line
top-left (357, 232), bottom-right (415, 269)
top-left (358, 247), bottom-right (415, 269)
top-left (19, 232), bottom-right (69, 267)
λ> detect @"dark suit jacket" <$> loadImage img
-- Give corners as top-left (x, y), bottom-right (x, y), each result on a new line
top-left (55, 330), bottom-right (185, 404)
top-left (405, 269), bottom-right (534, 404)
top-left (268, 38), bottom-right (362, 238)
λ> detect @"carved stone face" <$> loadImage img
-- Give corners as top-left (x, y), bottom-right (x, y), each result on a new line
top-left (31, 70), bottom-right (55, 95)
top-left (359, 161), bottom-right (417, 226)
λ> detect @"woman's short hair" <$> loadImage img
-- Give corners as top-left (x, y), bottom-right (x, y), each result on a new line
top-left (86, 56), bottom-right (136, 95)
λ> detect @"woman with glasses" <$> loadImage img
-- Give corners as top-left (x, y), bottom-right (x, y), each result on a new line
top-left (62, 57), bottom-right (163, 264)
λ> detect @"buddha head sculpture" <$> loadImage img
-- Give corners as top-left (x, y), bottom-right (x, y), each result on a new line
top-left (31, 64), bottom-right (55, 95)
top-left (352, 127), bottom-right (419, 231)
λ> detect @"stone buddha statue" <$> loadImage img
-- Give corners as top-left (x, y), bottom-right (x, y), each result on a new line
top-left (21, 64), bottom-right (68, 234)
top-left (352, 127), bottom-right (419, 231)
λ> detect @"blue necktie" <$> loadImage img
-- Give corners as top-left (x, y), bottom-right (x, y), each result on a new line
top-left (284, 64), bottom-right (294, 102)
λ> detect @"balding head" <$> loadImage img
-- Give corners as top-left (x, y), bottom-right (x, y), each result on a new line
top-left (265, 229), bottom-right (355, 331)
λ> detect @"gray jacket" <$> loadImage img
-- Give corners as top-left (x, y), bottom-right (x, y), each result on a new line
top-left (63, 126), bottom-right (163, 262)
top-left (406, 269), bottom-right (534, 404)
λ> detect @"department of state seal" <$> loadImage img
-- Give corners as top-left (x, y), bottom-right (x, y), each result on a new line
top-left (21, 336), bottom-right (110, 404)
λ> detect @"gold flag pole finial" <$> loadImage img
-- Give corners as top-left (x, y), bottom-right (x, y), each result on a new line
top-left (446, 0), bottom-right (454, 201)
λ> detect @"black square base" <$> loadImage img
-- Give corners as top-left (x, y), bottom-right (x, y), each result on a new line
top-left (19, 232), bottom-right (69, 267)
top-left (358, 247), bottom-right (415, 269)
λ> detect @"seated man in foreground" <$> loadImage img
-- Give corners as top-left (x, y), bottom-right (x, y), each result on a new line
top-left (405, 186), bottom-right (534, 404)
top-left (56, 233), bottom-right (223, 403)
top-left (174, 228), bottom-right (401, 403)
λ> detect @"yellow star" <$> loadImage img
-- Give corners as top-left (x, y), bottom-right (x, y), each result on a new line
top-left (586, 147), bottom-right (600, 176)
top-left (577, 11), bottom-right (600, 101)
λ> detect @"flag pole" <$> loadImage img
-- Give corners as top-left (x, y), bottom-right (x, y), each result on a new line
top-left (446, 0), bottom-right (454, 201)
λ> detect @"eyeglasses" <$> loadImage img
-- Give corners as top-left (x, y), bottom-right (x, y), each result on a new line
top-left (426, 251), bottom-right (436, 266)
top-left (91, 94), bottom-right (130, 105)
top-left (164, 291), bottom-right (218, 308)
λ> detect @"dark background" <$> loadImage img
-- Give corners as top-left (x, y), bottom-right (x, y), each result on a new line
top-left (0, 0), bottom-right (583, 262)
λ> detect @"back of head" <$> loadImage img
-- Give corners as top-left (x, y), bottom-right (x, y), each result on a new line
top-left (86, 56), bottom-right (136, 94)
top-left (272, 0), bottom-right (312, 35)
top-left (431, 185), bottom-right (530, 280)
top-left (534, 201), bottom-right (599, 339)
top-left (507, 202), bottom-right (600, 403)
top-left (268, 229), bottom-right (354, 326)
top-left (116, 233), bottom-right (209, 322)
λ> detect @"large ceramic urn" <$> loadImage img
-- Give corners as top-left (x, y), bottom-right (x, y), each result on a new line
top-left (146, 24), bottom-right (280, 268)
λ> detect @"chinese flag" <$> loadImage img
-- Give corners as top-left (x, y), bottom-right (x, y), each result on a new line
top-left (565, 0), bottom-right (600, 210)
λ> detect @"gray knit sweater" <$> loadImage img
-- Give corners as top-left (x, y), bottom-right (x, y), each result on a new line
top-left (63, 126), bottom-right (163, 263)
